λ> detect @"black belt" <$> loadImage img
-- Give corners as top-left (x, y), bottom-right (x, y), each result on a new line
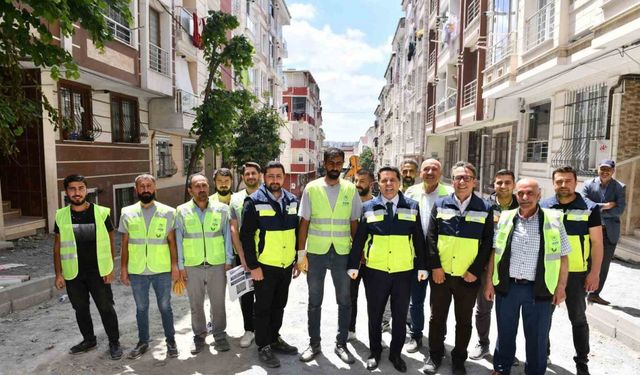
top-left (510, 277), bottom-right (533, 285)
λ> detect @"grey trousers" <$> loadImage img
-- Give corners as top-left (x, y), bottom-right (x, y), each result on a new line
top-left (185, 264), bottom-right (227, 341)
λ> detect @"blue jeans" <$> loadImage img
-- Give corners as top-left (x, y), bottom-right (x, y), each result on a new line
top-left (409, 268), bottom-right (428, 339)
top-left (307, 247), bottom-right (351, 346)
top-left (129, 273), bottom-right (175, 343)
top-left (494, 283), bottom-right (552, 375)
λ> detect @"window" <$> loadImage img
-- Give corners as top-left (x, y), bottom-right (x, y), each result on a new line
top-left (552, 83), bottom-right (608, 174)
top-left (525, 0), bottom-right (555, 51)
top-left (488, 0), bottom-right (515, 66)
top-left (149, 8), bottom-right (169, 75)
top-left (114, 185), bottom-right (135, 225)
top-left (106, 5), bottom-right (132, 45)
top-left (292, 97), bottom-right (306, 120)
top-left (156, 139), bottom-right (176, 177)
top-left (444, 139), bottom-right (459, 181)
top-left (298, 153), bottom-right (304, 162)
top-left (493, 131), bottom-right (510, 173)
top-left (59, 82), bottom-right (95, 141)
top-left (525, 102), bottom-right (550, 162)
top-left (182, 142), bottom-right (202, 175)
top-left (111, 95), bottom-right (139, 143)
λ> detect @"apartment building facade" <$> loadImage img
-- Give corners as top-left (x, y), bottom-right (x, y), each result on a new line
top-left (281, 69), bottom-right (323, 197)
top-left (373, 0), bottom-right (640, 234)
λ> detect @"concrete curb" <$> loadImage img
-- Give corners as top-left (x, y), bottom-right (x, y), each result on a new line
top-left (585, 302), bottom-right (640, 351)
top-left (0, 275), bottom-right (62, 317)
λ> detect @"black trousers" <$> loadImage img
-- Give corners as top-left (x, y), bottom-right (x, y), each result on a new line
top-left (253, 263), bottom-right (292, 349)
top-left (428, 275), bottom-right (480, 364)
top-left (65, 270), bottom-right (120, 344)
top-left (349, 273), bottom-right (362, 332)
top-left (549, 272), bottom-right (589, 365)
top-left (363, 267), bottom-right (412, 359)
top-left (235, 254), bottom-right (255, 332)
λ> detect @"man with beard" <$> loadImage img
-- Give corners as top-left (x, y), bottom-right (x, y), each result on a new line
top-left (210, 168), bottom-right (233, 205)
top-left (347, 168), bottom-right (375, 342)
top-left (119, 174), bottom-right (180, 360)
top-left (401, 159), bottom-right (419, 192)
top-left (348, 166), bottom-right (427, 372)
top-left (297, 147), bottom-right (362, 364)
top-left (175, 173), bottom-right (234, 354)
top-left (541, 166), bottom-right (603, 375)
top-left (229, 162), bottom-right (262, 348)
top-left (403, 159), bottom-right (451, 353)
top-left (470, 169), bottom-right (520, 361)
top-left (240, 161), bottom-right (300, 368)
top-left (53, 174), bottom-right (121, 359)
top-left (580, 159), bottom-right (626, 305)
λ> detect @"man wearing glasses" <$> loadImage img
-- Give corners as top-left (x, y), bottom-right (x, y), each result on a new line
top-left (423, 161), bottom-right (494, 375)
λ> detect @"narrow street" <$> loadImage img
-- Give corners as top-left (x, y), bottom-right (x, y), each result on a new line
top-left (1, 269), bottom-right (639, 375)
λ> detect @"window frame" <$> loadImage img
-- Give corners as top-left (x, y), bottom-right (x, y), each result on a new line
top-left (110, 93), bottom-right (140, 143)
top-left (58, 80), bottom-right (94, 141)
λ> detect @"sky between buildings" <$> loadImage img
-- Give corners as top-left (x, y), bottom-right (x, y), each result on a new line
top-left (283, 1), bottom-right (402, 143)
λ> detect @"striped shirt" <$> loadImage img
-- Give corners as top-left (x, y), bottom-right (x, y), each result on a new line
top-left (497, 208), bottom-right (571, 281)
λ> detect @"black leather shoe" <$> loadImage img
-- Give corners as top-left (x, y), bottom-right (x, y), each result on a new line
top-left (69, 340), bottom-right (97, 355)
top-left (334, 343), bottom-right (355, 364)
top-left (366, 356), bottom-right (379, 371)
top-left (258, 345), bottom-right (280, 368)
top-left (127, 341), bottom-right (149, 360)
top-left (452, 361), bottom-right (467, 374)
top-left (271, 336), bottom-right (297, 354)
top-left (389, 355), bottom-right (407, 372)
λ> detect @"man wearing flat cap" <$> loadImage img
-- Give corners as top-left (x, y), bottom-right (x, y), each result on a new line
top-left (580, 159), bottom-right (626, 305)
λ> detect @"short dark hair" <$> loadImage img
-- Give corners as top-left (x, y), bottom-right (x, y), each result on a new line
top-left (187, 173), bottom-right (208, 187)
top-left (552, 165), bottom-right (577, 181)
top-left (214, 168), bottom-right (232, 180)
top-left (494, 169), bottom-right (515, 181)
top-left (324, 147), bottom-right (345, 163)
top-left (356, 168), bottom-right (375, 181)
top-left (265, 161), bottom-right (286, 175)
top-left (243, 162), bottom-right (261, 174)
top-left (451, 161), bottom-right (477, 178)
top-left (377, 166), bottom-right (401, 181)
top-left (401, 159), bottom-right (419, 169)
top-left (63, 174), bottom-right (87, 190)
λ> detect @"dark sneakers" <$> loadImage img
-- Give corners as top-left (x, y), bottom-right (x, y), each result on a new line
top-left (334, 344), bottom-right (355, 364)
top-left (191, 337), bottom-right (206, 355)
top-left (69, 340), bottom-right (97, 355)
top-left (109, 342), bottom-right (123, 360)
top-left (271, 336), bottom-right (297, 354)
top-left (299, 344), bottom-right (321, 362)
top-left (127, 341), bottom-right (149, 360)
top-left (166, 339), bottom-right (179, 358)
top-left (258, 345), bottom-right (281, 368)
top-left (452, 361), bottom-right (467, 375)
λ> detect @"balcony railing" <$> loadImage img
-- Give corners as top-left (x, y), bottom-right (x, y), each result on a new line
top-left (427, 104), bottom-right (435, 124)
top-left (462, 80), bottom-right (477, 108)
top-left (487, 32), bottom-right (516, 67)
top-left (525, 140), bottom-right (549, 162)
top-left (465, 0), bottom-right (480, 27)
top-left (105, 6), bottom-right (132, 46)
top-left (149, 43), bottom-right (170, 76)
top-left (428, 48), bottom-right (437, 68)
top-left (525, 2), bottom-right (555, 51)
top-left (176, 89), bottom-right (199, 114)
top-left (436, 91), bottom-right (458, 114)
top-left (447, 91), bottom-right (457, 110)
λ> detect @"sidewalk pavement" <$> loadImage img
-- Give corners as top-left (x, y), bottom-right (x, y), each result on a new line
top-left (1, 266), bottom-right (640, 375)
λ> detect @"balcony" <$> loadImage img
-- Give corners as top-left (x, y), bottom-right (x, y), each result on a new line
top-left (149, 43), bottom-right (170, 76)
top-left (176, 7), bottom-right (197, 61)
top-left (148, 90), bottom-right (200, 132)
top-left (436, 91), bottom-right (457, 114)
top-left (427, 104), bottom-right (435, 125)
top-left (524, 2), bottom-right (555, 52)
top-left (463, 0), bottom-right (481, 49)
top-left (176, 89), bottom-right (199, 115)
top-left (462, 80), bottom-right (477, 108)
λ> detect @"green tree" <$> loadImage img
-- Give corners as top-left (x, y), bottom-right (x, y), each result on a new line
top-left (0, 0), bottom-right (131, 157)
top-left (184, 10), bottom-right (254, 199)
top-left (231, 106), bottom-right (284, 189)
top-left (359, 146), bottom-right (375, 172)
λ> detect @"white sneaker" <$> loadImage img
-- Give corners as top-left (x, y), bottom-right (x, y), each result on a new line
top-left (347, 331), bottom-right (356, 342)
top-left (240, 331), bottom-right (255, 348)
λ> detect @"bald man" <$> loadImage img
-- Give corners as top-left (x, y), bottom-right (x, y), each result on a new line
top-left (484, 178), bottom-right (571, 375)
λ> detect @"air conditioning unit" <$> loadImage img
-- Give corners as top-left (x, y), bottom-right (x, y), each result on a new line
top-left (588, 139), bottom-right (610, 169)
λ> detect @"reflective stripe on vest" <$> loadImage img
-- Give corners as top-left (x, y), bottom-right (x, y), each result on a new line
top-left (56, 204), bottom-right (113, 280)
top-left (565, 208), bottom-right (591, 272)
top-left (493, 208), bottom-right (562, 294)
top-left (124, 203), bottom-right (173, 274)
top-left (178, 200), bottom-right (226, 266)
top-left (436, 208), bottom-right (488, 276)
top-left (306, 179), bottom-right (356, 255)
top-left (365, 234), bottom-right (414, 273)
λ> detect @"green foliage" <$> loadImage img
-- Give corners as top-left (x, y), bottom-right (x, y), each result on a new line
top-left (0, 0), bottom-right (131, 157)
top-left (231, 107), bottom-right (284, 176)
top-left (359, 146), bottom-right (375, 172)
top-left (184, 10), bottom-right (256, 198)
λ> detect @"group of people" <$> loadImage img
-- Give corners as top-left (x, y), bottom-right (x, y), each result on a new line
top-left (53, 148), bottom-right (625, 375)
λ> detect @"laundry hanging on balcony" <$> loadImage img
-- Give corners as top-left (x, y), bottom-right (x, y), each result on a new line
top-left (192, 12), bottom-right (204, 48)
top-left (442, 14), bottom-right (459, 50)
